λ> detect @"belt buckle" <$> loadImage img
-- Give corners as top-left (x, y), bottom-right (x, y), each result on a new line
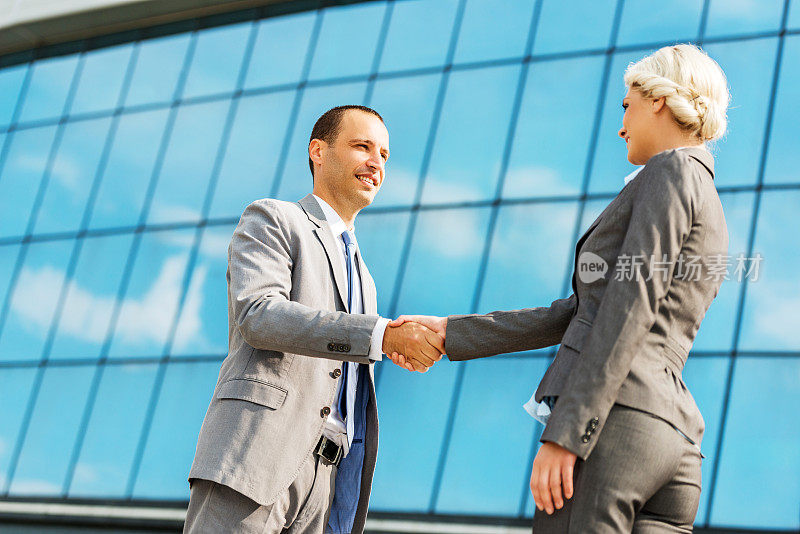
top-left (315, 436), bottom-right (342, 466)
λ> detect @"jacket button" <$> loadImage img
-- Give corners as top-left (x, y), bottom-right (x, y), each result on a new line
top-left (581, 434), bottom-right (591, 443)
top-left (342, 344), bottom-right (351, 352)
top-left (327, 343), bottom-right (335, 351)
top-left (321, 406), bottom-right (331, 417)
top-left (332, 368), bottom-right (342, 378)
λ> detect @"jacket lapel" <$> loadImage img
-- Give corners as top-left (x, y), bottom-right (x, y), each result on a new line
top-left (354, 248), bottom-right (377, 315)
top-left (571, 213), bottom-right (604, 294)
top-left (298, 194), bottom-right (350, 312)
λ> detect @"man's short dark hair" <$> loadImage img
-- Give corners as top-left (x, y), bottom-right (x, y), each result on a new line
top-left (308, 105), bottom-right (385, 177)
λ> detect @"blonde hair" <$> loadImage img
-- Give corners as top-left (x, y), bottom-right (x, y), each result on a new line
top-left (624, 44), bottom-right (730, 142)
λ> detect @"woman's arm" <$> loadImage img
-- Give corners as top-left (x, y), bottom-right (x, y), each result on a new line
top-left (444, 293), bottom-right (577, 361)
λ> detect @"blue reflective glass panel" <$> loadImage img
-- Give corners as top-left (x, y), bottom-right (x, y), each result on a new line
top-left (368, 73), bottom-right (439, 207)
top-left (578, 199), bottom-right (608, 233)
top-left (0, 63), bottom-right (27, 127)
top-left (276, 82), bottom-right (368, 202)
top-left (436, 357), bottom-right (549, 515)
top-left (33, 117), bottom-right (113, 234)
top-left (791, 0), bottom-right (800, 29)
top-left (738, 190), bottom-right (800, 351)
top-left (395, 207), bottom-right (490, 317)
top-left (421, 65), bottom-right (519, 204)
top-left (0, 243), bottom-right (22, 310)
top-left (710, 357), bottom-right (800, 530)
top-left (0, 239), bottom-right (74, 362)
top-left (704, 38), bottom-right (778, 187)
top-left (8, 364), bottom-right (94, 496)
top-left (0, 125), bottom-right (58, 238)
top-left (479, 202), bottom-right (578, 315)
top-left (125, 34), bottom-right (191, 107)
top-left (534, 0), bottom-right (617, 54)
top-left (616, 0), bottom-right (703, 46)
top-left (172, 224), bottom-right (235, 357)
top-left (147, 100), bottom-right (230, 225)
top-left (0, 367), bottom-right (37, 491)
top-left (379, 0), bottom-right (459, 72)
top-left (68, 363), bottom-right (158, 497)
top-left (87, 108), bottom-right (170, 230)
top-left (764, 35), bottom-right (800, 185)
top-left (705, 0), bottom-right (785, 38)
top-left (681, 355), bottom-right (729, 525)
top-left (208, 90), bottom-right (295, 219)
top-left (106, 229), bottom-right (196, 359)
top-left (503, 56), bottom-right (605, 199)
top-left (307, 2), bottom-right (386, 81)
top-left (453, 0), bottom-right (535, 63)
top-left (70, 44), bottom-right (134, 115)
top-left (16, 55), bottom-right (79, 124)
top-left (49, 233), bottom-right (135, 361)
top-left (353, 211), bottom-right (412, 317)
top-left (693, 192), bottom-right (754, 351)
top-left (371, 362), bottom-right (459, 511)
top-left (182, 22), bottom-right (253, 99)
top-left (132, 360), bottom-right (220, 499)
top-left (589, 50), bottom-right (649, 194)
top-left (244, 11), bottom-right (315, 89)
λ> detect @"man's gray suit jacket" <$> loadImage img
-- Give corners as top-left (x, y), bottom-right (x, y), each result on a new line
top-left (445, 148), bottom-right (728, 459)
top-left (189, 194), bottom-right (381, 534)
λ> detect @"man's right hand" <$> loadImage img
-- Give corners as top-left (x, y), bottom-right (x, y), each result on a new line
top-left (382, 322), bottom-right (444, 372)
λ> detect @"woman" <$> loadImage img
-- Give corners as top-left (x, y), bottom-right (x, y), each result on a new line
top-left (390, 44), bottom-right (730, 532)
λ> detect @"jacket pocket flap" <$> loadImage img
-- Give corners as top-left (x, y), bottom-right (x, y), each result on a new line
top-left (216, 379), bottom-right (288, 409)
top-left (560, 318), bottom-right (593, 352)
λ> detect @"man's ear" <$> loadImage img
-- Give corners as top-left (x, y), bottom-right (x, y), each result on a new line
top-left (309, 138), bottom-right (327, 168)
top-left (652, 96), bottom-right (667, 114)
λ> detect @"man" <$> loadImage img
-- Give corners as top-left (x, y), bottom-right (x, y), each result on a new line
top-left (185, 105), bottom-right (444, 534)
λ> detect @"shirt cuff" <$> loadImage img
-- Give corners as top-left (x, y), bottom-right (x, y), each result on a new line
top-left (523, 394), bottom-right (552, 427)
top-left (369, 317), bottom-right (390, 361)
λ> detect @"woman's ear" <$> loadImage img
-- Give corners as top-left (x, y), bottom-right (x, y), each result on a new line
top-left (652, 96), bottom-right (667, 113)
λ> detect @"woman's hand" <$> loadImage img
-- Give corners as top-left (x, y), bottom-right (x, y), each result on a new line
top-left (530, 441), bottom-right (577, 515)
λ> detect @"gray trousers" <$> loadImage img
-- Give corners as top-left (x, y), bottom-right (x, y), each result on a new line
top-left (532, 405), bottom-right (702, 533)
top-left (184, 452), bottom-right (337, 534)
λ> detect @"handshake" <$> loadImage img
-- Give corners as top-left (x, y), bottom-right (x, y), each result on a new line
top-left (381, 315), bottom-right (447, 373)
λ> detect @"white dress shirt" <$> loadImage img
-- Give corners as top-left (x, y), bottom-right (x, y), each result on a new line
top-left (313, 195), bottom-right (389, 448)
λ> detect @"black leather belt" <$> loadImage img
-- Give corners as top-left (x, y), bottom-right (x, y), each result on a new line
top-left (315, 436), bottom-right (343, 466)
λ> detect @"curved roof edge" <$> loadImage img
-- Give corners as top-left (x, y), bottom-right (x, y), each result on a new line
top-left (0, 0), bottom-right (333, 60)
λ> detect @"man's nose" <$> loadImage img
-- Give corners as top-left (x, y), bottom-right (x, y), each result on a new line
top-left (366, 152), bottom-right (383, 171)
top-left (618, 127), bottom-right (626, 139)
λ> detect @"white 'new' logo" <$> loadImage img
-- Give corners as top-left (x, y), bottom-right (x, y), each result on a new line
top-left (577, 251), bottom-right (608, 284)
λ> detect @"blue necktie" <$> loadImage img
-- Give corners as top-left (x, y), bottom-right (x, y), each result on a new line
top-left (337, 231), bottom-right (357, 447)
top-left (328, 230), bottom-right (368, 533)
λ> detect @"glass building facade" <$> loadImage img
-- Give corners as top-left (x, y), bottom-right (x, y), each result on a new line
top-left (0, 0), bottom-right (798, 530)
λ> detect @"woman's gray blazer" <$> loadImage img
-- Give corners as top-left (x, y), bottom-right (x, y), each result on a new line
top-left (445, 147), bottom-right (728, 459)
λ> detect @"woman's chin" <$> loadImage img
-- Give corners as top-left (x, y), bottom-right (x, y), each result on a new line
top-left (626, 149), bottom-right (646, 166)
